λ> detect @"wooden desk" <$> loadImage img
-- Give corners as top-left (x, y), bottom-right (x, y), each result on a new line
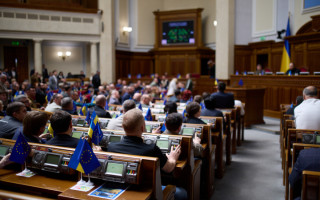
top-left (230, 75), bottom-right (320, 118)
top-left (224, 86), bottom-right (265, 127)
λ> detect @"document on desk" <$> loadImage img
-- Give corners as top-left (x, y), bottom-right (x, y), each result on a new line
top-left (16, 169), bottom-right (36, 178)
top-left (88, 183), bottom-right (129, 199)
top-left (70, 184), bottom-right (95, 192)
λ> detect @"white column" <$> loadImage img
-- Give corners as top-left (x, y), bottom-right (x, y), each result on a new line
top-left (90, 42), bottom-right (98, 75)
top-left (216, 0), bottom-right (235, 80)
top-left (33, 39), bottom-right (42, 74)
top-left (99, 0), bottom-right (115, 83)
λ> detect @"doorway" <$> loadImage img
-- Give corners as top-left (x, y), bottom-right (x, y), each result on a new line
top-left (3, 46), bottom-right (28, 83)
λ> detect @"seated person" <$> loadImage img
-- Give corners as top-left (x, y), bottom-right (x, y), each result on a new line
top-left (109, 90), bottom-right (121, 105)
top-left (107, 100), bottom-right (136, 130)
top-left (107, 109), bottom-right (187, 200)
top-left (132, 93), bottom-right (141, 104)
top-left (210, 82), bottom-right (234, 108)
top-left (0, 102), bottom-right (27, 139)
top-left (140, 94), bottom-right (151, 108)
top-left (12, 111), bottom-right (50, 143)
top-left (254, 64), bottom-right (264, 75)
top-left (46, 110), bottom-right (79, 148)
top-left (61, 97), bottom-right (77, 115)
top-left (168, 90), bottom-right (181, 103)
top-left (286, 96), bottom-right (303, 115)
top-left (0, 153), bottom-right (12, 168)
top-left (183, 102), bottom-right (206, 125)
top-left (45, 93), bottom-right (63, 113)
top-left (289, 147), bottom-right (320, 200)
top-left (294, 86), bottom-right (320, 130)
top-left (193, 95), bottom-right (202, 104)
top-left (200, 97), bottom-right (224, 118)
top-left (14, 94), bottom-right (32, 111)
top-left (25, 86), bottom-right (40, 108)
top-left (286, 62), bottom-right (300, 75)
top-left (0, 100), bottom-right (5, 116)
top-left (164, 113), bottom-right (203, 157)
top-left (91, 95), bottom-right (111, 118)
top-left (164, 101), bottom-right (177, 114)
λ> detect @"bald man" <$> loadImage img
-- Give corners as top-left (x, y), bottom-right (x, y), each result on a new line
top-left (140, 94), bottom-right (151, 107)
top-left (91, 94), bottom-right (111, 118)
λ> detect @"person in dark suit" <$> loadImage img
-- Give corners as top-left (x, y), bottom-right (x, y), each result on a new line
top-left (286, 62), bottom-right (300, 75)
top-left (122, 86), bottom-right (134, 104)
top-left (61, 97), bottom-right (77, 115)
top-left (183, 102), bottom-right (206, 124)
top-left (200, 97), bottom-right (224, 118)
top-left (185, 73), bottom-right (193, 91)
top-left (92, 71), bottom-right (101, 90)
top-left (7, 67), bottom-right (17, 83)
top-left (289, 148), bottom-right (320, 200)
top-left (42, 64), bottom-right (49, 83)
top-left (210, 82), bottom-right (235, 108)
top-left (46, 110), bottom-right (79, 148)
top-left (0, 102), bottom-right (27, 139)
top-left (286, 96), bottom-right (303, 115)
top-left (91, 95), bottom-right (111, 118)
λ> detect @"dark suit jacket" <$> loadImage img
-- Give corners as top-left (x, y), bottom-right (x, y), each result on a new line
top-left (183, 117), bottom-right (206, 125)
top-left (12, 127), bottom-right (41, 143)
top-left (186, 79), bottom-right (193, 91)
top-left (46, 134), bottom-right (79, 148)
top-left (122, 92), bottom-right (132, 104)
top-left (210, 92), bottom-right (235, 108)
top-left (7, 70), bottom-right (17, 81)
top-left (92, 74), bottom-right (101, 89)
top-left (289, 148), bottom-right (320, 200)
top-left (286, 68), bottom-right (300, 75)
top-left (93, 105), bottom-right (111, 118)
top-left (200, 108), bottom-right (224, 118)
top-left (0, 116), bottom-right (23, 139)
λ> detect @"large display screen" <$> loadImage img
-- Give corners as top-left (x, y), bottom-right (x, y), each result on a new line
top-left (72, 131), bottom-right (83, 139)
top-left (0, 146), bottom-right (8, 156)
top-left (156, 140), bottom-right (169, 149)
top-left (182, 128), bottom-right (195, 136)
top-left (109, 135), bottom-right (121, 143)
top-left (45, 154), bottom-right (60, 165)
top-left (162, 20), bottom-right (194, 45)
top-left (316, 135), bottom-right (320, 144)
top-left (106, 162), bottom-right (124, 176)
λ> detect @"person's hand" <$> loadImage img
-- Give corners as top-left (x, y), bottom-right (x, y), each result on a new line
top-left (193, 134), bottom-right (201, 145)
top-left (152, 126), bottom-right (161, 134)
top-left (39, 132), bottom-right (50, 139)
top-left (92, 144), bottom-right (102, 151)
top-left (166, 145), bottom-right (181, 162)
top-left (0, 153), bottom-right (12, 168)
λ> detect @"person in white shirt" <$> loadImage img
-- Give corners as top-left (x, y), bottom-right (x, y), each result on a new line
top-left (294, 86), bottom-right (320, 130)
top-left (45, 94), bottom-right (63, 112)
top-left (107, 100), bottom-right (136, 130)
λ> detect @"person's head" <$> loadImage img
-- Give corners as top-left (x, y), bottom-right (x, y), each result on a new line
top-left (52, 70), bottom-right (57, 76)
top-left (117, 79), bottom-right (122, 84)
top-left (164, 101), bottom-right (178, 114)
top-left (50, 110), bottom-right (72, 135)
top-left (204, 97), bottom-right (215, 110)
top-left (25, 86), bottom-right (36, 99)
top-left (194, 95), bottom-right (202, 104)
top-left (0, 89), bottom-right (7, 104)
top-left (207, 59), bottom-right (214, 67)
top-left (296, 96), bottom-right (304, 106)
top-left (186, 102), bottom-right (201, 118)
top-left (122, 100), bottom-right (136, 113)
top-left (122, 109), bottom-right (145, 136)
top-left (165, 113), bottom-right (183, 133)
top-left (289, 63), bottom-right (294, 70)
top-left (141, 94), bottom-right (151, 105)
top-left (23, 111), bottom-right (49, 137)
top-left (6, 102), bottom-right (27, 122)
top-left (133, 93), bottom-right (141, 102)
top-left (303, 86), bottom-right (318, 100)
top-left (70, 91), bottom-right (79, 101)
top-left (128, 86), bottom-right (135, 94)
top-left (0, 100), bottom-right (3, 111)
top-left (52, 94), bottom-right (63, 105)
top-left (257, 64), bottom-right (262, 71)
top-left (217, 82), bottom-right (226, 92)
top-left (186, 73), bottom-right (190, 79)
top-left (61, 97), bottom-right (73, 111)
top-left (0, 74), bottom-right (7, 84)
top-left (111, 90), bottom-right (120, 99)
top-left (96, 70), bottom-right (100, 75)
top-left (174, 90), bottom-right (181, 98)
top-left (122, 80), bottom-right (127, 86)
top-left (202, 92), bottom-right (210, 100)
top-left (95, 95), bottom-right (107, 108)
top-left (14, 95), bottom-right (31, 109)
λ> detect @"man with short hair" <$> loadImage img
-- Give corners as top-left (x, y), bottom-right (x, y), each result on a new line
top-left (185, 73), bottom-right (193, 91)
top-left (45, 94), bottom-right (63, 112)
top-left (14, 94), bottom-right (32, 111)
top-left (92, 70), bottom-right (101, 90)
top-left (132, 93), bottom-right (141, 104)
top-left (49, 70), bottom-right (58, 90)
top-left (61, 97), bottom-right (77, 115)
top-left (91, 95), bottom-right (111, 118)
top-left (0, 88), bottom-right (8, 111)
top-left (286, 62), bottom-right (300, 75)
top-left (109, 90), bottom-right (121, 105)
top-left (200, 97), bottom-right (224, 118)
top-left (107, 100), bottom-right (136, 130)
top-left (122, 86), bottom-right (134, 104)
top-left (0, 102), bottom-right (27, 139)
top-left (164, 113), bottom-right (203, 157)
top-left (140, 94), bottom-right (151, 107)
top-left (294, 86), bottom-right (320, 130)
top-left (46, 110), bottom-right (79, 148)
top-left (210, 82), bottom-right (234, 108)
top-left (25, 86), bottom-right (40, 108)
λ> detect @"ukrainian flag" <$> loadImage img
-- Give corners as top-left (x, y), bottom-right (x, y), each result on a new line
top-left (48, 123), bottom-right (54, 137)
top-left (214, 78), bottom-right (219, 86)
top-left (88, 111), bottom-right (103, 145)
top-left (280, 18), bottom-right (291, 72)
top-left (68, 139), bottom-right (100, 174)
top-left (80, 105), bottom-right (87, 116)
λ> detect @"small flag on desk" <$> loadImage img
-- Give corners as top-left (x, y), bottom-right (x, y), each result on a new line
top-left (290, 103), bottom-right (293, 108)
top-left (243, 71), bottom-right (247, 76)
top-left (288, 71), bottom-right (292, 76)
top-left (86, 109), bottom-right (91, 124)
top-left (128, 74), bottom-right (131, 79)
top-left (88, 111), bottom-right (103, 145)
top-left (80, 105), bottom-right (87, 116)
top-left (200, 102), bottom-right (205, 109)
top-left (104, 101), bottom-right (109, 110)
top-left (9, 133), bottom-right (30, 165)
top-left (177, 74), bottom-right (181, 79)
top-left (236, 71), bottom-right (239, 75)
top-left (238, 79), bottom-right (244, 86)
top-left (163, 99), bottom-right (167, 105)
top-left (214, 79), bottom-right (219, 86)
top-left (161, 113), bottom-right (168, 132)
top-left (68, 139), bottom-right (100, 175)
top-left (145, 108), bottom-right (153, 121)
top-left (137, 74), bottom-right (141, 79)
top-left (48, 123), bottom-right (55, 137)
top-left (46, 91), bottom-right (53, 103)
top-left (138, 103), bottom-right (143, 111)
top-left (182, 109), bottom-right (187, 120)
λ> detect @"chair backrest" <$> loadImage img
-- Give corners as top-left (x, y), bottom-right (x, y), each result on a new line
top-left (302, 170), bottom-right (320, 200)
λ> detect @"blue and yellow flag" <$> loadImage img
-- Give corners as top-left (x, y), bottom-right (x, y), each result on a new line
top-left (9, 133), bottom-right (31, 165)
top-left (280, 18), bottom-right (291, 72)
top-left (177, 74), bottom-right (181, 79)
top-left (104, 101), bottom-right (109, 110)
top-left (46, 91), bottom-right (53, 103)
top-left (48, 123), bottom-right (54, 137)
top-left (14, 91), bottom-right (19, 98)
top-left (138, 103), bottom-right (143, 111)
top-left (163, 99), bottom-right (167, 105)
top-left (144, 108), bottom-right (152, 121)
top-left (161, 113), bottom-right (168, 132)
top-left (200, 102), bottom-right (205, 109)
top-left (80, 105), bottom-right (87, 116)
top-left (85, 109), bottom-right (91, 124)
top-left (182, 109), bottom-right (187, 120)
top-left (68, 139), bottom-right (100, 175)
top-left (88, 111), bottom-right (103, 145)
top-left (214, 79), bottom-right (219, 86)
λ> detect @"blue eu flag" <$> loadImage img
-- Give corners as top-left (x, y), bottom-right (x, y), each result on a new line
top-left (145, 108), bottom-right (153, 121)
top-left (85, 109), bottom-right (91, 124)
top-left (182, 109), bottom-right (187, 120)
top-left (68, 139), bottom-right (100, 175)
top-left (238, 79), bottom-right (244, 86)
top-left (138, 103), bottom-right (143, 111)
top-left (10, 133), bottom-right (31, 164)
top-left (91, 122), bottom-right (103, 146)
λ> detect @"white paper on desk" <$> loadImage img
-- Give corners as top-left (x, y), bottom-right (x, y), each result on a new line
top-left (70, 184), bottom-right (95, 192)
top-left (16, 169), bottom-right (36, 178)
